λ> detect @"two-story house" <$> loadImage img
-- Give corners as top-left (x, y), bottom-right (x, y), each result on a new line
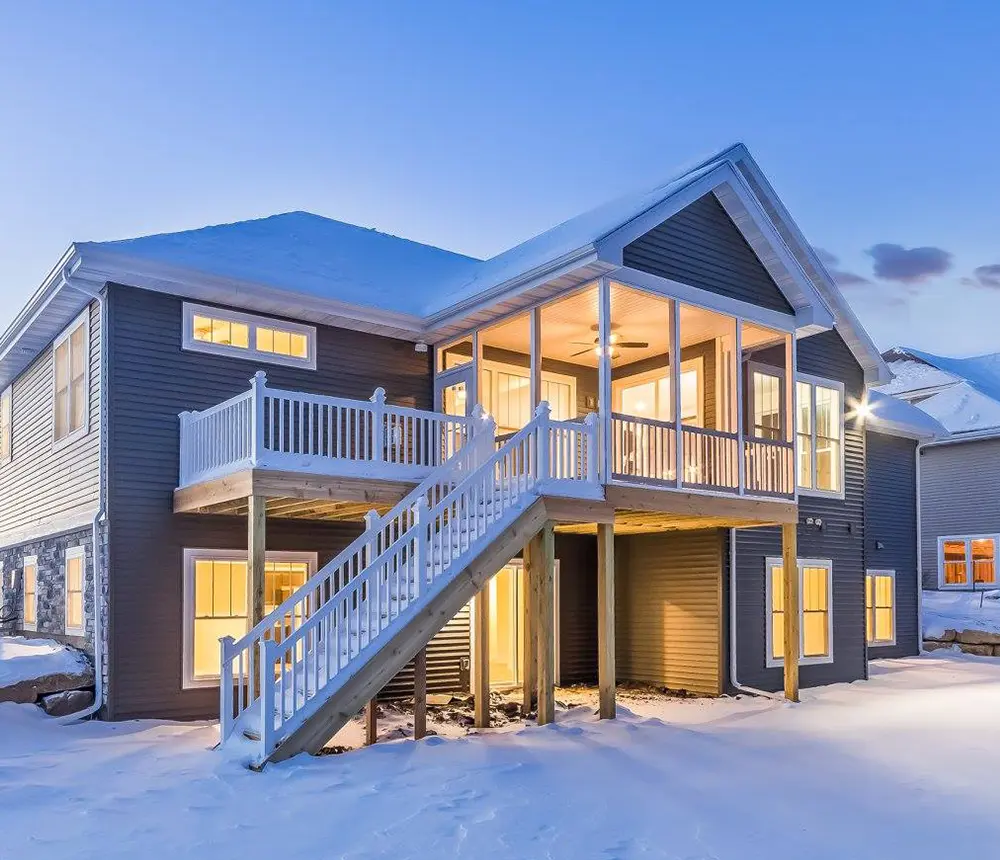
top-left (0, 144), bottom-right (935, 766)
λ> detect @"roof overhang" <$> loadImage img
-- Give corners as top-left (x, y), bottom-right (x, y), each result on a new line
top-left (865, 389), bottom-right (945, 440)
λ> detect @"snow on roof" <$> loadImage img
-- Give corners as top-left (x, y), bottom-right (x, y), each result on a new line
top-left (866, 390), bottom-right (945, 439)
top-left (879, 359), bottom-right (960, 397)
top-left (78, 212), bottom-right (483, 318)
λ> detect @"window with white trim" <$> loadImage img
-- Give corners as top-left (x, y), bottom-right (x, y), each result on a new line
top-left (796, 377), bottom-right (844, 495)
top-left (64, 547), bottom-right (85, 635)
top-left (182, 549), bottom-right (317, 686)
top-left (22, 556), bottom-right (37, 631)
top-left (938, 535), bottom-right (997, 588)
top-left (182, 303), bottom-right (317, 369)
top-left (766, 557), bottom-right (833, 666)
top-left (0, 385), bottom-right (11, 464)
top-left (865, 570), bottom-right (896, 646)
top-left (53, 312), bottom-right (89, 443)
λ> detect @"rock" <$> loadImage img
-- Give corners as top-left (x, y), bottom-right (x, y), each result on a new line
top-left (426, 694), bottom-right (455, 706)
top-left (40, 689), bottom-right (94, 717)
top-left (924, 629), bottom-right (957, 643)
top-left (923, 641), bottom-right (956, 652)
top-left (498, 701), bottom-right (521, 717)
top-left (0, 666), bottom-right (95, 705)
top-left (957, 629), bottom-right (1000, 646)
top-left (957, 643), bottom-right (994, 657)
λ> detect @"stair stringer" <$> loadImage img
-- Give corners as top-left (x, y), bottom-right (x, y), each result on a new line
top-left (265, 496), bottom-right (551, 765)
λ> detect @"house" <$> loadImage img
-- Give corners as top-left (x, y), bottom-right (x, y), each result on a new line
top-left (0, 143), bottom-right (935, 766)
top-left (881, 347), bottom-right (1000, 591)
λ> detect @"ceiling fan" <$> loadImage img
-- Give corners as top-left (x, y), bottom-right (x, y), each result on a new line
top-left (570, 324), bottom-right (648, 358)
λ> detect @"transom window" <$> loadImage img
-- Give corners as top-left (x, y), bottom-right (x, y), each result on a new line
top-left (796, 377), bottom-right (844, 495)
top-left (938, 535), bottom-right (997, 588)
top-left (0, 385), bottom-right (11, 464)
top-left (766, 557), bottom-right (833, 666)
top-left (183, 549), bottom-right (316, 686)
top-left (22, 556), bottom-right (37, 631)
top-left (64, 547), bottom-right (85, 635)
top-left (182, 303), bottom-right (316, 369)
top-left (53, 312), bottom-right (89, 444)
top-left (866, 570), bottom-right (896, 646)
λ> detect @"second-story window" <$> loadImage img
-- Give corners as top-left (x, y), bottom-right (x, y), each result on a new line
top-left (795, 376), bottom-right (844, 495)
top-left (53, 312), bottom-right (89, 444)
top-left (0, 385), bottom-right (11, 464)
top-left (182, 303), bottom-right (317, 369)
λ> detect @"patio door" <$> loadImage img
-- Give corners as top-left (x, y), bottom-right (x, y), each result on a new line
top-left (435, 364), bottom-right (475, 418)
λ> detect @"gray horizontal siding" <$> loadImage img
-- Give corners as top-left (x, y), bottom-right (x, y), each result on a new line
top-left (623, 193), bottom-right (795, 314)
top-left (919, 438), bottom-right (1000, 589)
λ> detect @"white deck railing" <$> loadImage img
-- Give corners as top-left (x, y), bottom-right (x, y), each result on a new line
top-left (179, 372), bottom-right (478, 487)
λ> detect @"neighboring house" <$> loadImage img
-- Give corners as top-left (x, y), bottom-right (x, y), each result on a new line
top-left (881, 347), bottom-right (1000, 592)
top-left (0, 143), bottom-right (933, 765)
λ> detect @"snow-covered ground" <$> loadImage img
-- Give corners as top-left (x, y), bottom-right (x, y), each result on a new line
top-left (3, 655), bottom-right (1000, 859)
top-left (923, 589), bottom-right (1000, 637)
top-left (0, 636), bottom-right (91, 687)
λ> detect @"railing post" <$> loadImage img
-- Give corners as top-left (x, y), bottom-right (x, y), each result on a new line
top-left (258, 637), bottom-right (276, 756)
top-left (219, 635), bottom-right (235, 741)
top-left (179, 411), bottom-right (192, 485)
top-left (250, 371), bottom-right (267, 467)
top-left (370, 388), bottom-right (386, 464)
top-left (535, 401), bottom-right (551, 484)
top-left (584, 412), bottom-right (599, 483)
top-left (411, 497), bottom-right (428, 593)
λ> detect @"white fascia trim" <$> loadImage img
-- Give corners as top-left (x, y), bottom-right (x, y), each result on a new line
top-left (0, 246), bottom-right (81, 358)
top-left (920, 427), bottom-right (1000, 448)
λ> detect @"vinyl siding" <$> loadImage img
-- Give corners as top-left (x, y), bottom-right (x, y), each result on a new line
top-left (623, 193), bottom-right (795, 314)
top-left (0, 301), bottom-right (102, 545)
top-left (381, 608), bottom-right (471, 699)
top-left (615, 530), bottom-right (723, 695)
top-left (864, 432), bottom-right (919, 657)
top-left (556, 534), bottom-right (598, 684)
top-left (919, 438), bottom-right (1000, 589)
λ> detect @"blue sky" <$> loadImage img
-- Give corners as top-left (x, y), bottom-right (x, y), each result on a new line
top-left (1, 1), bottom-right (998, 354)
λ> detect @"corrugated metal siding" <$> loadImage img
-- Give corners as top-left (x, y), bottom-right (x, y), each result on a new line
top-left (920, 438), bottom-right (1000, 588)
top-left (615, 530), bottom-right (723, 695)
top-left (865, 432), bottom-right (919, 657)
top-left (0, 301), bottom-right (101, 543)
top-left (106, 284), bottom-right (434, 720)
top-left (623, 194), bottom-right (795, 314)
top-left (733, 330), bottom-right (867, 691)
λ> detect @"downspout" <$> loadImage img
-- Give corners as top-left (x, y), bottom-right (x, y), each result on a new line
top-left (915, 442), bottom-right (924, 651)
top-left (728, 528), bottom-right (783, 700)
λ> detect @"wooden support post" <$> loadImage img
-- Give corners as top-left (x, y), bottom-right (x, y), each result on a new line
top-left (781, 521), bottom-right (800, 703)
top-left (597, 522), bottom-right (616, 720)
top-left (521, 539), bottom-right (539, 714)
top-left (536, 523), bottom-right (556, 726)
top-left (413, 647), bottom-right (427, 740)
top-left (248, 494), bottom-right (266, 624)
top-left (364, 699), bottom-right (378, 746)
top-left (474, 585), bottom-right (490, 728)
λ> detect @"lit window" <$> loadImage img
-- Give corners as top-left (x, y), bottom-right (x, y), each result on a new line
top-left (766, 557), bottom-right (833, 666)
top-left (65, 547), bottom-right (85, 635)
top-left (750, 368), bottom-right (783, 441)
top-left (866, 570), bottom-right (896, 645)
top-left (22, 556), bottom-right (37, 631)
top-left (0, 385), bottom-right (10, 464)
top-left (478, 359), bottom-right (577, 434)
top-left (612, 359), bottom-right (702, 425)
top-left (183, 550), bottom-right (315, 686)
top-left (796, 378), bottom-right (843, 494)
top-left (53, 313), bottom-right (89, 443)
top-left (938, 536), bottom-right (997, 588)
top-left (183, 303), bottom-right (316, 369)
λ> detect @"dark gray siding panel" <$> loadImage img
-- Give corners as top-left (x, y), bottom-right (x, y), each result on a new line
top-left (733, 330), bottom-right (867, 691)
top-left (106, 284), bottom-right (433, 720)
top-left (381, 608), bottom-right (471, 699)
top-left (865, 432), bottom-right (919, 657)
top-left (623, 193), bottom-right (795, 314)
top-left (557, 534), bottom-right (598, 684)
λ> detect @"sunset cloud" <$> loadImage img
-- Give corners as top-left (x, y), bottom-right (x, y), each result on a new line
top-left (866, 243), bottom-right (952, 283)
top-left (813, 247), bottom-right (871, 287)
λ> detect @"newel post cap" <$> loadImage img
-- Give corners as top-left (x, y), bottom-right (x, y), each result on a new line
top-left (370, 387), bottom-right (387, 404)
top-left (534, 400), bottom-right (552, 419)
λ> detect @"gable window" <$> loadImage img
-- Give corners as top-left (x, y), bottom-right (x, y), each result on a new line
top-left (865, 570), bottom-right (896, 646)
top-left (53, 312), bottom-right (89, 444)
top-left (22, 556), bottom-right (37, 632)
top-left (0, 385), bottom-right (11, 464)
top-left (64, 547), bottom-right (85, 636)
top-left (182, 303), bottom-right (317, 369)
top-left (796, 376), bottom-right (844, 496)
top-left (938, 535), bottom-right (997, 588)
top-left (182, 549), bottom-right (317, 686)
top-left (766, 557), bottom-right (833, 666)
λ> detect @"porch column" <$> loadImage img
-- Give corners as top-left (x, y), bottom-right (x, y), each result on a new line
top-left (413, 647), bottom-right (427, 740)
top-left (529, 307), bottom-right (542, 412)
top-left (597, 277), bottom-right (613, 481)
top-left (781, 521), bottom-right (800, 702)
top-left (597, 522), bottom-right (616, 720)
top-left (669, 299), bottom-right (683, 486)
top-left (248, 494), bottom-right (266, 624)
top-left (364, 699), bottom-right (378, 746)
top-left (536, 522), bottom-right (556, 726)
top-left (473, 585), bottom-right (490, 728)
top-left (521, 538), bottom-right (539, 714)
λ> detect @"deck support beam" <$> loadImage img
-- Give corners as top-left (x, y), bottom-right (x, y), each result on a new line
top-left (597, 522), bottom-right (616, 720)
top-left (473, 585), bottom-right (490, 728)
top-left (781, 521), bottom-right (799, 702)
top-left (413, 647), bottom-right (427, 740)
top-left (364, 699), bottom-right (377, 746)
top-left (248, 494), bottom-right (266, 624)
top-left (536, 522), bottom-right (556, 726)
top-left (521, 539), bottom-right (539, 714)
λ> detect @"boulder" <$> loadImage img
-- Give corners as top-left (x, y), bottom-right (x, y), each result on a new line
top-left (923, 641), bottom-right (956, 652)
top-left (0, 666), bottom-right (95, 705)
top-left (924, 629), bottom-right (957, 643)
top-left (957, 629), bottom-right (1000, 646)
top-left (957, 643), bottom-right (994, 657)
top-left (40, 689), bottom-right (94, 717)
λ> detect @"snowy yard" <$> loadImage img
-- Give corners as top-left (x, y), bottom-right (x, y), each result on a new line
top-left (3, 655), bottom-right (1000, 859)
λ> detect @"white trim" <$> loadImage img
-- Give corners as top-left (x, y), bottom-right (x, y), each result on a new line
top-left (181, 548), bottom-right (318, 689)
top-left (51, 308), bottom-right (91, 449)
top-left (0, 384), bottom-right (11, 466)
top-left (865, 569), bottom-right (897, 647)
top-left (0, 508), bottom-right (100, 552)
top-left (182, 302), bottom-right (317, 370)
top-left (936, 534), bottom-right (999, 590)
top-left (21, 554), bottom-right (37, 632)
top-left (765, 556), bottom-right (834, 668)
top-left (795, 373), bottom-right (846, 500)
top-left (63, 545), bottom-right (86, 636)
